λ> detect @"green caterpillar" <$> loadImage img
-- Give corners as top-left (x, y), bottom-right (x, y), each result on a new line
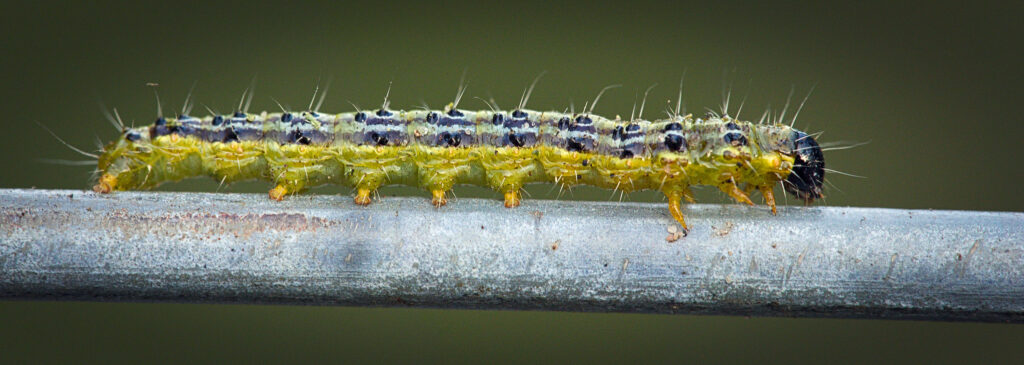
top-left (91, 85), bottom-right (825, 237)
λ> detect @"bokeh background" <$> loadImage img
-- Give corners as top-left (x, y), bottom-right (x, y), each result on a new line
top-left (2, 1), bottom-right (1022, 363)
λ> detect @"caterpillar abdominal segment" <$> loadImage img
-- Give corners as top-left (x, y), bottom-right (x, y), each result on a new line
top-left (92, 89), bottom-right (826, 236)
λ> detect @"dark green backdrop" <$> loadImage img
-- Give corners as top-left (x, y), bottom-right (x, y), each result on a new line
top-left (2, 1), bottom-right (1022, 363)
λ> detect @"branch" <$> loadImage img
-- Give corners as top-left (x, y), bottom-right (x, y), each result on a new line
top-left (1, 189), bottom-right (1022, 322)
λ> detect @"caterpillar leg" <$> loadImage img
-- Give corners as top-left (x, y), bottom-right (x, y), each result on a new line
top-left (93, 174), bottom-right (117, 194)
top-left (354, 188), bottom-right (373, 206)
top-left (270, 180), bottom-right (307, 202)
top-left (664, 190), bottom-right (690, 236)
top-left (424, 172), bottom-right (459, 208)
top-left (431, 189), bottom-right (448, 207)
top-left (351, 170), bottom-right (388, 206)
top-left (269, 185), bottom-right (289, 201)
top-left (503, 190), bottom-right (521, 208)
top-left (719, 182), bottom-right (755, 206)
top-left (759, 186), bottom-right (778, 215)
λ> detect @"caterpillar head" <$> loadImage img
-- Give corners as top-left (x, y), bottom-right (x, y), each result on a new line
top-left (784, 129), bottom-right (825, 203)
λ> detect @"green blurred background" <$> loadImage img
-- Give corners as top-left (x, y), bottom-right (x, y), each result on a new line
top-left (1, 1), bottom-right (1022, 363)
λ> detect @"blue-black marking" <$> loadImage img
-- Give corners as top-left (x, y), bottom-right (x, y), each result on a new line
top-left (611, 123), bottom-right (644, 159)
top-left (492, 113), bottom-right (506, 125)
top-left (663, 122), bottom-right (687, 152)
top-left (124, 130), bottom-right (142, 142)
top-left (439, 132), bottom-right (462, 147)
top-left (723, 122), bottom-right (748, 146)
top-left (360, 111), bottom-right (408, 146)
top-left (664, 135), bottom-right (686, 152)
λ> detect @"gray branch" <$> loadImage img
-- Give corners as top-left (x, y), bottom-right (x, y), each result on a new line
top-left (1, 189), bottom-right (1022, 322)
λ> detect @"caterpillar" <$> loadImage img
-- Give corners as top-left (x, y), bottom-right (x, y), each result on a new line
top-left (87, 81), bottom-right (825, 237)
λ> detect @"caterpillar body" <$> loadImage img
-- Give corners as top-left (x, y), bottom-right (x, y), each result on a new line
top-left (91, 87), bottom-right (825, 236)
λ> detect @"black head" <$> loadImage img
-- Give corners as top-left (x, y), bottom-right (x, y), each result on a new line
top-left (784, 129), bottom-right (825, 203)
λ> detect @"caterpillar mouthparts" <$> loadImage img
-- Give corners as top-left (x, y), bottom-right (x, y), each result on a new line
top-left (90, 84), bottom-right (825, 238)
